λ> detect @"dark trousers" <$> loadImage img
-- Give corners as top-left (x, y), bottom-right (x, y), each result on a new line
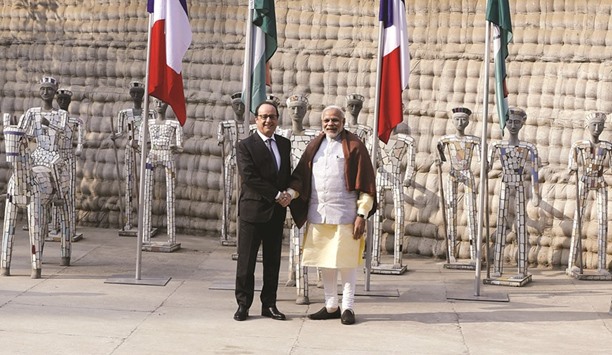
top-left (235, 208), bottom-right (284, 309)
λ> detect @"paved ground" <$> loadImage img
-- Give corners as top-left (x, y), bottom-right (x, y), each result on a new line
top-left (1, 226), bottom-right (611, 354)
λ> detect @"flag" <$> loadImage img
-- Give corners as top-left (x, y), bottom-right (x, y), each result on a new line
top-left (377, 0), bottom-right (410, 144)
top-left (486, 0), bottom-right (513, 131)
top-left (147, 0), bottom-right (192, 126)
top-left (245, 0), bottom-right (278, 114)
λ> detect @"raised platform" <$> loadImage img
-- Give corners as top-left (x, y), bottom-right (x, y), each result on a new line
top-left (141, 241), bottom-right (181, 253)
top-left (444, 261), bottom-right (477, 270)
top-left (566, 267), bottom-right (612, 281)
top-left (118, 227), bottom-right (158, 238)
top-left (370, 264), bottom-right (408, 275)
top-left (483, 274), bottom-right (532, 287)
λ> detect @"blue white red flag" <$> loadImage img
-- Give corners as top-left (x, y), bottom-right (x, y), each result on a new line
top-left (147, 0), bottom-right (192, 126)
top-left (377, 0), bottom-right (410, 144)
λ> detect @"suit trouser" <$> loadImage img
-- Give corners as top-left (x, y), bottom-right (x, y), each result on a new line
top-left (235, 209), bottom-right (284, 309)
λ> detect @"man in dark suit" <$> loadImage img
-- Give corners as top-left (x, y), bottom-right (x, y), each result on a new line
top-left (234, 101), bottom-right (292, 321)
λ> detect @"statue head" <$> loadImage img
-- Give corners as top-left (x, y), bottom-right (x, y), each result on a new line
top-left (506, 107), bottom-right (527, 136)
top-left (451, 107), bottom-right (472, 133)
top-left (153, 98), bottom-right (168, 117)
top-left (39, 76), bottom-right (58, 102)
top-left (56, 88), bottom-right (73, 111)
top-left (265, 94), bottom-right (281, 108)
top-left (585, 111), bottom-right (607, 138)
top-left (286, 94), bottom-right (308, 123)
top-left (129, 81), bottom-right (145, 103)
top-left (345, 93), bottom-right (364, 120)
top-left (230, 92), bottom-right (245, 118)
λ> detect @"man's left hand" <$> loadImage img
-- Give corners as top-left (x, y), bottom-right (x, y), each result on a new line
top-left (353, 215), bottom-right (366, 240)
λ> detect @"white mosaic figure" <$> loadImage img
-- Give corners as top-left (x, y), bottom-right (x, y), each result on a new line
top-left (218, 92), bottom-right (249, 246)
top-left (567, 112), bottom-right (612, 277)
top-left (114, 81), bottom-right (152, 232)
top-left (371, 132), bottom-right (415, 273)
top-left (49, 89), bottom-right (84, 242)
top-left (2, 77), bottom-right (72, 277)
top-left (141, 99), bottom-right (183, 251)
top-left (487, 108), bottom-right (540, 280)
top-left (437, 107), bottom-right (481, 265)
top-left (285, 94), bottom-right (319, 304)
top-left (345, 93), bottom-right (373, 154)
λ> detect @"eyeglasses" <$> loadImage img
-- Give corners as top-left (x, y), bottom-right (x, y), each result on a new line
top-left (257, 114), bottom-right (278, 120)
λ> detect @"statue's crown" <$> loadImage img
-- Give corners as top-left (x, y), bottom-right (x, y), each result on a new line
top-left (508, 107), bottom-right (527, 121)
top-left (451, 107), bottom-right (472, 116)
top-left (57, 88), bottom-right (72, 97)
top-left (286, 94), bottom-right (308, 107)
top-left (231, 92), bottom-right (242, 100)
top-left (346, 93), bottom-right (364, 103)
top-left (265, 94), bottom-right (281, 107)
top-left (129, 81), bottom-right (143, 89)
top-left (585, 111), bottom-right (607, 125)
top-left (40, 76), bottom-right (58, 88)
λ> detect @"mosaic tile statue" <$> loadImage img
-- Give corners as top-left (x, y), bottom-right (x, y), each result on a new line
top-left (285, 94), bottom-right (319, 304)
top-left (114, 81), bottom-right (152, 234)
top-left (371, 132), bottom-right (415, 274)
top-left (217, 92), bottom-right (248, 246)
top-left (437, 107), bottom-right (481, 266)
top-left (48, 88), bottom-right (84, 242)
top-left (1, 77), bottom-right (71, 278)
top-left (487, 107), bottom-right (540, 284)
top-left (567, 111), bottom-right (612, 278)
top-left (345, 93), bottom-right (373, 153)
top-left (141, 99), bottom-right (183, 252)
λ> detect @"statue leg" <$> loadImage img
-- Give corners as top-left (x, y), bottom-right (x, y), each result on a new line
top-left (465, 178), bottom-right (478, 261)
top-left (516, 185), bottom-right (527, 276)
top-left (494, 184), bottom-right (509, 276)
top-left (69, 157), bottom-right (77, 240)
top-left (568, 182), bottom-right (588, 269)
top-left (27, 200), bottom-right (44, 278)
top-left (1, 200), bottom-right (17, 276)
top-left (596, 187), bottom-right (608, 272)
top-left (446, 179), bottom-right (457, 262)
top-left (294, 226), bottom-right (309, 304)
top-left (124, 147), bottom-right (133, 230)
top-left (392, 183), bottom-right (404, 267)
top-left (142, 160), bottom-right (154, 244)
top-left (372, 176), bottom-right (385, 267)
top-left (221, 157), bottom-right (233, 243)
top-left (165, 163), bottom-right (176, 244)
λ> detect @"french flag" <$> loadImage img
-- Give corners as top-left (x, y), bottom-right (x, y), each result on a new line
top-left (377, 0), bottom-right (410, 143)
top-left (147, 0), bottom-right (192, 126)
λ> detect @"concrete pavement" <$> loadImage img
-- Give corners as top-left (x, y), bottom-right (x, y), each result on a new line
top-left (0, 226), bottom-right (611, 354)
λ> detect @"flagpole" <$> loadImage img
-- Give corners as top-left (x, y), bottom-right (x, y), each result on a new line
top-left (366, 18), bottom-right (385, 292)
top-left (106, 6), bottom-right (169, 287)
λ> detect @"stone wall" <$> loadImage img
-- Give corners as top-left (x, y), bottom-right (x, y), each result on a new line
top-left (0, 0), bottom-right (610, 268)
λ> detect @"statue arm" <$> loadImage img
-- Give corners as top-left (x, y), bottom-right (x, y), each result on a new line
top-left (568, 143), bottom-right (578, 172)
top-left (530, 146), bottom-right (540, 206)
top-left (174, 122), bottom-right (184, 152)
top-left (403, 136), bottom-right (416, 186)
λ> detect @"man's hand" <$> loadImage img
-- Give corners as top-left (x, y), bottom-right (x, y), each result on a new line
top-left (276, 191), bottom-right (292, 207)
top-left (353, 215), bottom-right (366, 240)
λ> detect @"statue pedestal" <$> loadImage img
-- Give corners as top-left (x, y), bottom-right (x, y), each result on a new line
top-left (142, 240), bottom-right (181, 253)
top-left (484, 274), bottom-right (532, 287)
top-left (46, 231), bottom-right (84, 242)
top-left (119, 227), bottom-right (158, 238)
top-left (444, 260), bottom-right (477, 270)
top-left (221, 237), bottom-right (236, 246)
top-left (566, 267), bottom-right (612, 281)
top-left (371, 264), bottom-right (408, 275)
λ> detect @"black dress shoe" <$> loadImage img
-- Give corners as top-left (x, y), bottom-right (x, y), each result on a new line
top-left (341, 309), bottom-right (355, 325)
top-left (234, 305), bottom-right (249, 321)
top-left (308, 306), bottom-right (341, 320)
top-left (261, 306), bottom-right (286, 320)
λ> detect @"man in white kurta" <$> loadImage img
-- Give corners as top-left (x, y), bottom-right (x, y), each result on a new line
top-left (289, 106), bottom-right (376, 325)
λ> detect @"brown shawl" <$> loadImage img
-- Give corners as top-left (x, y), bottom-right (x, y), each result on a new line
top-left (289, 129), bottom-right (377, 228)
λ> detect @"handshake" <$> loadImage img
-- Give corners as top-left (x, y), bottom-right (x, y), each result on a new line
top-left (276, 190), bottom-right (293, 207)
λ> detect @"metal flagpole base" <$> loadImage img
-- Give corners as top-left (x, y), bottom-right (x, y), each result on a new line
top-left (483, 274), bottom-right (532, 287)
top-left (105, 275), bottom-right (171, 286)
top-left (566, 267), bottom-right (612, 281)
top-left (446, 291), bottom-right (509, 302)
top-left (370, 264), bottom-right (408, 275)
top-left (119, 227), bottom-right (158, 238)
top-left (46, 232), bottom-right (84, 242)
top-left (142, 241), bottom-right (181, 253)
top-left (221, 238), bottom-right (237, 246)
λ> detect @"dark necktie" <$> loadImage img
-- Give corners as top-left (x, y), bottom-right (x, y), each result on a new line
top-left (266, 138), bottom-right (279, 171)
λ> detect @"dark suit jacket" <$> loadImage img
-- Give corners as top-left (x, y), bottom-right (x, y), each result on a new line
top-left (237, 132), bottom-right (291, 223)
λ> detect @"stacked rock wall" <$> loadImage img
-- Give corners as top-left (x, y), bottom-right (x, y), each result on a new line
top-left (0, 0), bottom-right (610, 268)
